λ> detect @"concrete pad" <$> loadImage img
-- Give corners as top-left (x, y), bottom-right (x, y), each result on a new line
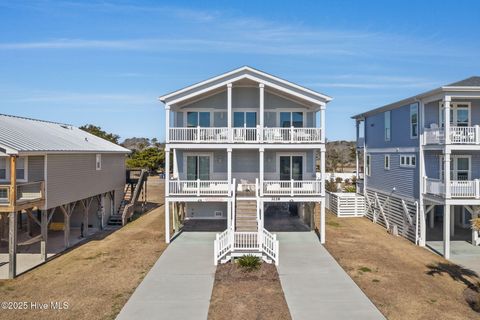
top-left (427, 240), bottom-right (480, 275)
top-left (116, 232), bottom-right (217, 320)
top-left (277, 232), bottom-right (385, 320)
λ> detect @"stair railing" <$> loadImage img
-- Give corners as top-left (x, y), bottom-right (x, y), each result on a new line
top-left (121, 169), bottom-right (148, 225)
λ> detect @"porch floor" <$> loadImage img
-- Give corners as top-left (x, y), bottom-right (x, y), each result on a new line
top-left (426, 241), bottom-right (480, 275)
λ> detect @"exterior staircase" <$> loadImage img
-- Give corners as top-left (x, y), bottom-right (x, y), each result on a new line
top-left (107, 184), bottom-right (132, 226)
top-left (235, 199), bottom-right (257, 231)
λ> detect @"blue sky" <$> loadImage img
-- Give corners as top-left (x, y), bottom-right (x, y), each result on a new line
top-left (1, 0), bottom-right (479, 142)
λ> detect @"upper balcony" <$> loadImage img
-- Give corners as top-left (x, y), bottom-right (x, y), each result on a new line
top-left (168, 127), bottom-right (323, 144)
top-left (424, 177), bottom-right (480, 199)
top-left (425, 126), bottom-right (480, 145)
top-left (0, 181), bottom-right (45, 212)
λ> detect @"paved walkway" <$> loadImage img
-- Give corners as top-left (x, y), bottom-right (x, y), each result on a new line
top-left (116, 232), bottom-right (217, 320)
top-left (277, 232), bottom-right (385, 320)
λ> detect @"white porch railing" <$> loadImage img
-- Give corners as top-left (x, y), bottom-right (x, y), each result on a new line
top-left (326, 192), bottom-right (365, 217)
top-left (424, 126), bottom-right (480, 145)
top-left (214, 228), bottom-right (279, 265)
top-left (169, 127), bottom-right (229, 143)
top-left (263, 127), bottom-right (322, 143)
top-left (233, 128), bottom-right (258, 142)
top-left (169, 127), bottom-right (323, 143)
top-left (424, 177), bottom-right (480, 198)
top-left (263, 180), bottom-right (322, 196)
top-left (169, 180), bottom-right (230, 196)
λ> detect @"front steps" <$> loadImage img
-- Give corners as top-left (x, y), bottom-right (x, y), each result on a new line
top-left (235, 199), bottom-right (257, 231)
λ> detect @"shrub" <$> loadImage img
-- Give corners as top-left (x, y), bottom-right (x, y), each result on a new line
top-left (335, 177), bottom-right (343, 183)
top-left (325, 179), bottom-right (337, 192)
top-left (237, 255), bottom-right (261, 271)
top-left (344, 185), bottom-right (356, 193)
top-left (344, 178), bottom-right (351, 185)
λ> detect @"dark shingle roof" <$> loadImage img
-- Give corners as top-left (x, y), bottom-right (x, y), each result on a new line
top-left (447, 76), bottom-right (480, 87)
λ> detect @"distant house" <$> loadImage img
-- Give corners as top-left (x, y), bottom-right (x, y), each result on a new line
top-left (352, 77), bottom-right (480, 260)
top-left (0, 114), bottom-right (130, 278)
top-left (160, 66), bottom-right (332, 265)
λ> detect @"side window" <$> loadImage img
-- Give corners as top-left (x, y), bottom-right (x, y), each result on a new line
top-left (410, 103), bottom-right (418, 139)
top-left (384, 155), bottom-right (390, 170)
top-left (384, 111), bottom-right (391, 141)
top-left (400, 155), bottom-right (416, 168)
top-left (96, 154), bottom-right (102, 171)
top-left (366, 155), bottom-right (371, 176)
top-left (0, 158), bottom-right (6, 180)
top-left (16, 157), bottom-right (27, 181)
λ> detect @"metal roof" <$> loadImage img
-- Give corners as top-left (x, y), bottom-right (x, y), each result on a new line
top-left (352, 76), bottom-right (480, 119)
top-left (0, 114), bottom-right (130, 155)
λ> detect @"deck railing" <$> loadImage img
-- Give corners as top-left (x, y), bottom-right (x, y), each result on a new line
top-left (169, 127), bottom-right (323, 143)
top-left (168, 179), bottom-right (230, 196)
top-left (0, 181), bottom-right (45, 206)
top-left (424, 126), bottom-right (480, 145)
top-left (263, 180), bottom-right (322, 196)
top-left (424, 177), bottom-right (480, 198)
top-left (214, 228), bottom-right (279, 265)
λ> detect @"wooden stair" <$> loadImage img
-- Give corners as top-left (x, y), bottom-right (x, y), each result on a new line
top-left (235, 199), bottom-right (257, 232)
top-left (107, 184), bottom-right (133, 226)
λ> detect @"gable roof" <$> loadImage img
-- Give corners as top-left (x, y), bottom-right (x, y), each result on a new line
top-left (159, 66), bottom-right (332, 106)
top-left (0, 114), bottom-right (130, 155)
top-left (352, 76), bottom-right (480, 119)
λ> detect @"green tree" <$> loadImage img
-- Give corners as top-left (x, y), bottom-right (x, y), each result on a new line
top-left (80, 124), bottom-right (120, 144)
top-left (126, 147), bottom-right (164, 172)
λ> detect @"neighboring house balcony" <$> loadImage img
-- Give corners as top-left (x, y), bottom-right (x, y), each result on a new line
top-left (424, 177), bottom-right (480, 199)
top-left (0, 181), bottom-right (45, 212)
top-left (168, 126), bottom-right (323, 144)
top-left (424, 125), bottom-right (480, 145)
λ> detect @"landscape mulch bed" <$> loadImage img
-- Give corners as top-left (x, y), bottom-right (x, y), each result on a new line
top-left (208, 262), bottom-right (291, 320)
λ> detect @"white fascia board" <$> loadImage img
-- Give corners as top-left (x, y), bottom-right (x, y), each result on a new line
top-left (0, 143), bottom-right (18, 155)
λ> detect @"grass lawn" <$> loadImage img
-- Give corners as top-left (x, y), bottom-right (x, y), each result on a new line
top-left (325, 211), bottom-right (480, 320)
top-left (208, 262), bottom-right (291, 320)
top-left (0, 179), bottom-right (167, 320)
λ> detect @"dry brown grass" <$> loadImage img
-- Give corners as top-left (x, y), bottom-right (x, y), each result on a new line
top-left (324, 211), bottom-right (480, 320)
top-left (208, 262), bottom-right (291, 320)
top-left (0, 179), bottom-right (167, 320)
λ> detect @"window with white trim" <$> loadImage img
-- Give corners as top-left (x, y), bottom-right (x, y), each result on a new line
top-left (366, 154), bottom-right (371, 176)
top-left (384, 111), bottom-right (391, 141)
top-left (384, 155), bottom-right (390, 170)
top-left (410, 103), bottom-right (418, 139)
top-left (96, 154), bottom-right (102, 171)
top-left (400, 155), bottom-right (416, 168)
top-left (0, 158), bottom-right (6, 180)
top-left (16, 157), bottom-right (26, 181)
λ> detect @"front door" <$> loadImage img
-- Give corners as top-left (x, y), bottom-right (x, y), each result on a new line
top-left (279, 156), bottom-right (303, 180)
top-left (440, 156), bottom-right (470, 181)
top-left (186, 155), bottom-right (210, 180)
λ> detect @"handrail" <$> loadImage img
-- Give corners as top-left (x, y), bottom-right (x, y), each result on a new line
top-left (263, 179), bottom-right (322, 195)
top-left (122, 169), bottom-right (148, 225)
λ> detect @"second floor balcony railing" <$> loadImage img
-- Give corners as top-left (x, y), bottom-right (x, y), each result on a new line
top-left (424, 126), bottom-right (480, 145)
top-left (424, 177), bottom-right (480, 198)
top-left (0, 181), bottom-right (45, 207)
top-left (263, 179), bottom-right (323, 196)
top-left (169, 127), bottom-right (323, 143)
top-left (168, 179), bottom-right (231, 196)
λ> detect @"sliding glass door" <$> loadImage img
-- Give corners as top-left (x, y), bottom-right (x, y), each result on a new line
top-left (279, 156), bottom-right (303, 180)
top-left (186, 155), bottom-right (210, 180)
top-left (187, 112), bottom-right (210, 127)
top-left (280, 112), bottom-right (303, 128)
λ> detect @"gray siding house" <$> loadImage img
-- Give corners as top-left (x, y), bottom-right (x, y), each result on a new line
top-left (161, 66), bottom-right (332, 265)
top-left (353, 76), bottom-right (480, 260)
top-left (0, 114), bottom-right (130, 278)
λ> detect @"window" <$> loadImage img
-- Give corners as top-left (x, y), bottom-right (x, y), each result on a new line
top-left (0, 158), bottom-right (6, 180)
top-left (234, 112), bottom-right (257, 128)
top-left (384, 111), bottom-right (391, 141)
top-left (400, 155), bottom-right (416, 168)
top-left (410, 103), bottom-right (418, 138)
top-left (16, 157), bottom-right (26, 180)
top-left (280, 112), bottom-right (303, 128)
top-left (384, 155), bottom-right (390, 170)
top-left (187, 112), bottom-right (210, 127)
top-left (366, 155), bottom-right (371, 176)
top-left (279, 155), bottom-right (303, 180)
top-left (186, 155), bottom-right (211, 180)
top-left (440, 102), bottom-right (471, 127)
top-left (440, 156), bottom-right (470, 181)
top-left (96, 154), bottom-right (102, 171)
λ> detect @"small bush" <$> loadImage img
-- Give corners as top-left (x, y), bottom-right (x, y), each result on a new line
top-left (335, 177), bottom-right (343, 183)
top-left (237, 255), bottom-right (261, 271)
top-left (325, 179), bottom-right (337, 192)
top-left (358, 266), bottom-right (372, 273)
top-left (344, 185), bottom-right (356, 193)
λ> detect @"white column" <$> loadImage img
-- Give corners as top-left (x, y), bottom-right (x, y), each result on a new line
top-left (165, 200), bottom-right (170, 243)
top-left (444, 205), bottom-right (451, 259)
top-left (173, 148), bottom-right (178, 179)
top-left (473, 212), bottom-right (479, 246)
top-left (227, 83), bottom-right (232, 142)
top-left (259, 83), bottom-right (264, 142)
top-left (419, 205), bottom-right (426, 247)
top-left (227, 148), bottom-right (232, 194)
top-left (320, 106), bottom-right (326, 142)
top-left (444, 96), bottom-right (451, 144)
top-left (320, 200), bottom-right (325, 244)
top-left (355, 120), bottom-right (360, 179)
top-left (259, 148), bottom-right (264, 196)
top-left (444, 151), bottom-right (451, 198)
top-left (227, 200), bottom-right (232, 230)
top-left (165, 105), bottom-right (171, 143)
top-left (320, 149), bottom-right (326, 195)
top-left (450, 206), bottom-right (455, 236)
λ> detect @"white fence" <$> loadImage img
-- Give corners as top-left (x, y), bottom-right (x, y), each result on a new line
top-left (263, 180), bottom-right (322, 196)
top-left (214, 228), bottom-right (279, 265)
top-left (169, 180), bottom-right (230, 196)
top-left (326, 192), bottom-right (365, 217)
